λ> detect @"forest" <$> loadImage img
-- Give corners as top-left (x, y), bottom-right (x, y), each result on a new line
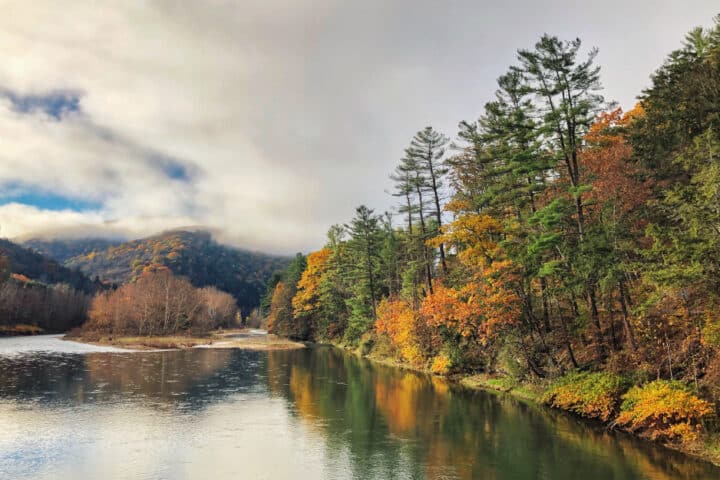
top-left (0, 239), bottom-right (95, 333)
top-left (59, 230), bottom-right (289, 314)
top-left (0, 231), bottom-right (257, 335)
top-left (266, 16), bottom-right (720, 450)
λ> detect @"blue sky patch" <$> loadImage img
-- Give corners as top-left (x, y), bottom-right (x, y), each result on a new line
top-left (149, 154), bottom-right (192, 182)
top-left (2, 89), bottom-right (81, 120)
top-left (0, 186), bottom-right (100, 212)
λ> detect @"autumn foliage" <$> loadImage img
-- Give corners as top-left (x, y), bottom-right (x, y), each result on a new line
top-left (85, 270), bottom-right (237, 336)
top-left (375, 297), bottom-right (426, 365)
top-left (292, 248), bottom-right (331, 318)
top-left (543, 371), bottom-right (628, 422)
top-left (615, 381), bottom-right (713, 444)
top-left (263, 18), bottom-right (720, 451)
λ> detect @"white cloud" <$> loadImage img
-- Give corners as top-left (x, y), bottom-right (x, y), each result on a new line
top-left (0, 1), bottom-right (717, 253)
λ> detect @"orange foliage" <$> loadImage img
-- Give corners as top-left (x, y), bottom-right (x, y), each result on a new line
top-left (85, 270), bottom-right (235, 335)
top-left (10, 273), bottom-right (31, 283)
top-left (583, 105), bottom-right (651, 217)
top-left (421, 261), bottom-right (521, 343)
top-left (423, 203), bottom-right (522, 347)
top-left (375, 297), bottom-right (425, 365)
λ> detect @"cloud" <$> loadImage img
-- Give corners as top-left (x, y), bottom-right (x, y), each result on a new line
top-left (0, 1), bottom-right (717, 253)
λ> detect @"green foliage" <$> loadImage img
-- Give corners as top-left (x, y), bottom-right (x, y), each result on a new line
top-left (644, 130), bottom-right (720, 292)
top-left (264, 21), bottom-right (720, 442)
top-left (543, 371), bottom-right (629, 421)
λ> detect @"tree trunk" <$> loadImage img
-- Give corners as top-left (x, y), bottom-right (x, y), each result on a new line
top-left (415, 182), bottom-right (433, 295)
top-left (618, 280), bottom-right (636, 351)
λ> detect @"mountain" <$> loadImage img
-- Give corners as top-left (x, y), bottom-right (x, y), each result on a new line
top-left (51, 230), bottom-right (290, 313)
top-left (0, 239), bottom-right (96, 292)
top-left (24, 237), bottom-right (122, 264)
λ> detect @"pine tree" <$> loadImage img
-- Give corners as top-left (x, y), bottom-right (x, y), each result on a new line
top-left (407, 126), bottom-right (450, 275)
top-left (344, 206), bottom-right (383, 341)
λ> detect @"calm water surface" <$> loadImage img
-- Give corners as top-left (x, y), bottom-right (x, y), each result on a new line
top-left (0, 336), bottom-right (718, 480)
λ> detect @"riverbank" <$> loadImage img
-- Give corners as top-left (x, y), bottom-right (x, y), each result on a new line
top-left (66, 329), bottom-right (306, 351)
top-left (0, 324), bottom-right (45, 336)
top-left (334, 341), bottom-right (720, 468)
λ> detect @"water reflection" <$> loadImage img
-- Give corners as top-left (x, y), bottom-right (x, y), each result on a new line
top-left (267, 347), bottom-right (720, 480)
top-left (0, 344), bottom-right (718, 479)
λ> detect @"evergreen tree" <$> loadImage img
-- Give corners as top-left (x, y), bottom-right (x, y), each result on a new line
top-left (407, 126), bottom-right (450, 274)
top-left (344, 206), bottom-right (383, 342)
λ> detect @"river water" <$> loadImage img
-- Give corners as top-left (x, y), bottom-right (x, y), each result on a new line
top-left (0, 335), bottom-right (718, 479)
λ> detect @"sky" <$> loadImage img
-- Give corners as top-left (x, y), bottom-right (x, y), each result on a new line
top-left (0, 1), bottom-right (717, 254)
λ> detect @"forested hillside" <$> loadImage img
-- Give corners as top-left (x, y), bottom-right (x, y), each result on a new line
top-left (24, 237), bottom-right (121, 264)
top-left (267, 17), bottom-right (720, 451)
top-left (63, 230), bottom-right (290, 312)
top-left (0, 239), bottom-right (96, 293)
top-left (0, 239), bottom-right (94, 333)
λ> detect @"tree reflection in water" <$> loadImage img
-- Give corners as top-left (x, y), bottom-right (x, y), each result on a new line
top-left (0, 345), bottom-right (718, 479)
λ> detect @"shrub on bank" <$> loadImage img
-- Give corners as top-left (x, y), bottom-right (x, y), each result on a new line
top-left (542, 371), bottom-right (629, 421)
top-left (430, 353), bottom-right (452, 375)
top-left (615, 380), bottom-right (714, 444)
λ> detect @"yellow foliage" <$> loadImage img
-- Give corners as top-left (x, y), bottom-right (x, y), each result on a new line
top-left (430, 212), bottom-right (503, 266)
top-left (375, 297), bottom-right (426, 365)
top-left (292, 248), bottom-right (331, 317)
top-left (615, 380), bottom-right (714, 444)
top-left (430, 354), bottom-right (452, 375)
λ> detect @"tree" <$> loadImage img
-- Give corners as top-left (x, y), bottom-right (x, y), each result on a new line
top-left (516, 35), bottom-right (609, 357)
top-left (344, 206), bottom-right (383, 341)
top-left (391, 153), bottom-right (435, 294)
top-left (407, 126), bottom-right (450, 275)
top-left (84, 271), bottom-right (235, 336)
top-left (266, 253), bottom-right (307, 338)
top-left (292, 248), bottom-right (332, 339)
top-left (517, 34), bottom-right (605, 238)
top-left (267, 282), bottom-right (293, 336)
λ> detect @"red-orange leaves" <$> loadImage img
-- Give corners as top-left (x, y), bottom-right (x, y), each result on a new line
top-left (583, 106), bottom-right (650, 218)
top-left (421, 261), bottom-right (521, 344)
top-left (421, 283), bottom-right (477, 338)
top-left (424, 206), bottom-right (521, 344)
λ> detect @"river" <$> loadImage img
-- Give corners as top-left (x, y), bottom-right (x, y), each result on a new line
top-left (0, 335), bottom-right (718, 479)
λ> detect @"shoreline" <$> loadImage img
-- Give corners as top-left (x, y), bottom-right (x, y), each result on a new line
top-left (0, 324), bottom-right (46, 336)
top-left (66, 329), bottom-right (306, 351)
top-left (329, 341), bottom-right (720, 468)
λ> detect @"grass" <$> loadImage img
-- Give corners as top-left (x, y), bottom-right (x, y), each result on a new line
top-left (89, 335), bottom-right (214, 350)
top-left (460, 374), bottom-right (542, 402)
